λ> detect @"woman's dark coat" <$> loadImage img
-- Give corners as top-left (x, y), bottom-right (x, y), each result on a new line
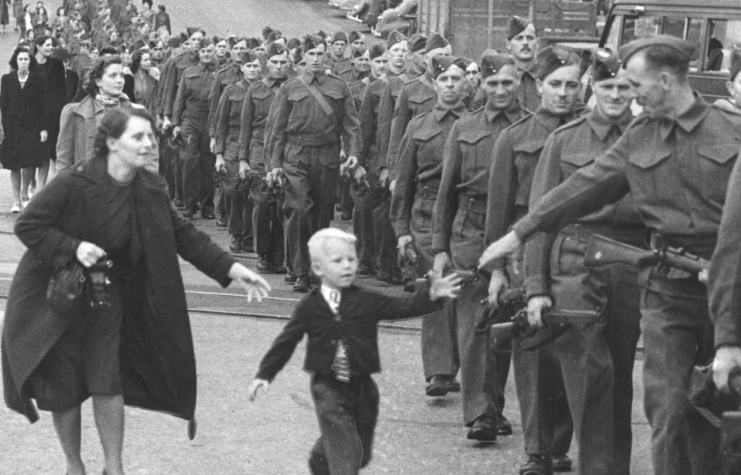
top-left (2, 158), bottom-right (237, 425)
top-left (34, 57), bottom-right (67, 159)
top-left (0, 71), bottom-right (49, 169)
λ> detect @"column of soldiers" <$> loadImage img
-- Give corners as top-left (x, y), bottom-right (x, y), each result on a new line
top-left (151, 15), bottom-right (741, 475)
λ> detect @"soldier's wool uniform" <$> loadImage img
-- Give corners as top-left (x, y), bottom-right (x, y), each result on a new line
top-left (265, 46), bottom-right (360, 285)
top-left (172, 60), bottom-right (218, 216)
top-left (511, 36), bottom-right (741, 475)
top-left (214, 78), bottom-right (254, 247)
top-left (432, 63), bottom-right (526, 433)
top-left (523, 64), bottom-right (643, 472)
top-left (483, 91), bottom-right (579, 464)
top-left (391, 93), bottom-right (467, 383)
top-left (239, 74), bottom-right (290, 271)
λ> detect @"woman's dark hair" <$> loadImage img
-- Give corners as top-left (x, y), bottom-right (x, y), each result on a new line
top-left (33, 34), bottom-right (51, 54)
top-left (9, 47), bottom-right (37, 71)
top-left (142, 0), bottom-right (152, 7)
top-left (99, 46), bottom-right (120, 56)
top-left (157, 4), bottom-right (165, 12)
top-left (84, 55), bottom-right (123, 96)
top-left (130, 49), bottom-right (149, 73)
top-left (56, 6), bottom-right (64, 16)
top-left (93, 107), bottom-right (156, 160)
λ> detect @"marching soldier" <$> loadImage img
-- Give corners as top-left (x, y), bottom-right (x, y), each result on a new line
top-left (265, 34), bottom-right (360, 293)
top-left (521, 49), bottom-right (643, 475)
top-left (480, 36), bottom-right (741, 475)
top-left (171, 37), bottom-right (218, 219)
top-left (349, 30), bottom-right (367, 56)
top-left (481, 46), bottom-right (582, 475)
top-left (213, 50), bottom-right (262, 253)
top-left (238, 43), bottom-right (291, 273)
top-left (349, 44), bottom-right (387, 276)
top-left (431, 52), bottom-right (527, 441)
top-left (338, 49), bottom-right (371, 85)
top-left (360, 30), bottom-right (408, 285)
top-left (326, 31), bottom-right (350, 75)
top-left (391, 55), bottom-right (468, 397)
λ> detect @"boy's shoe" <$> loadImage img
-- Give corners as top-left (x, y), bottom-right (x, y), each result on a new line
top-left (229, 236), bottom-right (243, 253)
top-left (552, 454), bottom-right (572, 472)
top-left (467, 417), bottom-right (497, 442)
top-left (425, 375), bottom-right (452, 397)
top-left (293, 277), bottom-right (310, 293)
top-left (257, 255), bottom-right (271, 274)
top-left (520, 454), bottom-right (553, 475)
top-left (497, 414), bottom-right (514, 436)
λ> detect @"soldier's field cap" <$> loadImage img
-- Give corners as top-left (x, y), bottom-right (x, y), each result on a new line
top-left (591, 48), bottom-right (622, 81)
top-left (287, 37), bottom-right (301, 50)
top-left (425, 33), bottom-right (449, 53)
top-left (507, 16), bottom-right (532, 41)
top-left (430, 55), bottom-right (467, 79)
top-left (246, 37), bottom-right (261, 50)
top-left (333, 31), bottom-right (348, 44)
top-left (370, 43), bottom-right (387, 60)
top-left (535, 45), bottom-right (580, 80)
top-left (167, 37), bottom-right (181, 48)
top-left (349, 31), bottom-right (362, 43)
top-left (480, 50), bottom-right (516, 78)
top-left (267, 30), bottom-right (281, 44)
top-left (731, 48), bottom-right (741, 81)
top-left (387, 30), bottom-right (407, 49)
top-left (618, 35), bottom-right (698, 65)
top-left (239, 51), bottom-right (260, 64)
top-left (304, 34), bottom-right (327, 52)
top-left (266, 42), bottom-right (287, 59)
top-left (262, 26), bottom-right (273, 40)
top-left (409, 33), bottom-right (428, 53)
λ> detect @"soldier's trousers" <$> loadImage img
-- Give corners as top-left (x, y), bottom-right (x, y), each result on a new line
top-left (450, 204), bottom-right (509, 425)
top-left (410, 195), bottom-right (459, 380)
top-left (282, 143), bottom-right (341, 277)
top-left (308, 374), bottom-right (378, 475)
top-left (163, 144), bottom-right (182, 200)
top-left (374, 197), bottom-right (398, 272)
top-left (180, 116), bottom-right (215, 212)
top-left (249, 166), bottom-right (284, 264)
top-left (640, 268), bottom-right (718, 475)
top-left (350, 179), bottom-right (376, 268)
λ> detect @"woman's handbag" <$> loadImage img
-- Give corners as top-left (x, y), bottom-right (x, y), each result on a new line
top-left (46, 260), bottom-right (86, 315)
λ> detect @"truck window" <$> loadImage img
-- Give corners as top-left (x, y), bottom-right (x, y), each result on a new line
top-left (614, 15), bottom-right (702, 70)
top-left (706, 20), bottom-right (741, 72)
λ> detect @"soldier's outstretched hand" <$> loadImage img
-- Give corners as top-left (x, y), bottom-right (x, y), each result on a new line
top-left (429, 271), bottom-right (462, 301)
top-left (479, 230), bottom-right (523, 269)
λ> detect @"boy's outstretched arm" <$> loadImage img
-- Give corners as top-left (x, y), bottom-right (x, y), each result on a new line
top-left (249, 379), bottom-right (270, 401)
top-left (428, 271), bottom-right (463, 301)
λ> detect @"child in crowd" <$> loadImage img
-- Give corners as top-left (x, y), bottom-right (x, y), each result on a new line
top-left (249, 228), bottom-right (461, 474)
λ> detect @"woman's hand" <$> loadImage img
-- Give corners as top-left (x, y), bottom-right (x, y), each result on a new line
top-left (76, 241), bottom-right (107, 267)
top-left (228, 263), bottom-right (271, 302)
top-left (40, 130), bottom-right (47, 142)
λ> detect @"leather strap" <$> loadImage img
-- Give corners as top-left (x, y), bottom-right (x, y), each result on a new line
top-left (298, 76), bottom-right (338, 129)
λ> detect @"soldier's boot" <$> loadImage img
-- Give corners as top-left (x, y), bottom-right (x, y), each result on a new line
top-left (257, 254), bottom-right (272, 274)
top-left (520, 454), bottom-right (553, 475)
top-left (551, 454), bottom-right (572, 472)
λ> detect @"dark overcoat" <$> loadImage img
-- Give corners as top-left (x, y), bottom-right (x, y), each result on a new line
top-left (0, 71), bottom-right (49, 169)
top-left (2, 157), bottom-right (236, 426)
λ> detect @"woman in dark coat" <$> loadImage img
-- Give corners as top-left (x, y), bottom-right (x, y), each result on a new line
top-left (33, 34), bottom-right (67, 180)
top-left (0, 47), bottom-right (48, 212)
top-left (2, 107), bottom-right (271, 475)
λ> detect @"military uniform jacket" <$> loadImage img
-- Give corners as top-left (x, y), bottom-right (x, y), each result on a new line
top-left (513, 95), bottom-right (741, 262)
top-left (431, 101), bottom-right (525, 255)
top-left (523, 107), bottom-right (645, 297)
top-left (254, 286), bottom-right (442, 382)
top-left (391, 103), bottom-right (467, 237)
top-left (208, 62), bottom-right (243, 138)
top-left (329, 55), bottom-right (352, 77)
top-left (238, 76), bottom-right (288, 165)
top-left (265, 69), bottom-right (360, 170)
top-left (172, 61), bottom-right (217, 126)
top-left (358, 76), bottom-right (388, 171)
top-left (214, 79), bottom-right (250, 157)
top-left (376, 69), bottom-right (415, 166)
top-left (387, 72), bottom-right (437, 179)
top-left (349, 77), bottom-right (369, 115)
top-left (338, 67), bottom-right (370, 86)
top-left (161, 49), bottom-right (199, 118)
top-left (483, 107), bottom-right (575, 269)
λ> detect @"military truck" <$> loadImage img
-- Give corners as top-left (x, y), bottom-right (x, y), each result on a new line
top-left (600, 0), bottom-right (741, 100)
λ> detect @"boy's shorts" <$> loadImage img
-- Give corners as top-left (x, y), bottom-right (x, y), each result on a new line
top-left (28, 285), bottom-right (124, 412)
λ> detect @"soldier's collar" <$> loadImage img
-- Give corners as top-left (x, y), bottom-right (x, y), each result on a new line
top-left (534, 107), bottom-right (575, 131)
top-left (433, 102), bottom-right (466, 121)
top-left (264, 75), bottom-right (285, 88)
top-left (486, 99), bottom-right (522, 123)
top-left (302, 69), bottom-right (327, 84)
top-left (671, 92), bottom-right (709, 134)
top-left (199, 61), bottom-right (215, 71)
top-left (587, 106), bottom-right (632, 141)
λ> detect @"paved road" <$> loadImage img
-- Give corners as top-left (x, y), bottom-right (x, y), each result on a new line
top-left (0, 1), bottom-right (653, 473)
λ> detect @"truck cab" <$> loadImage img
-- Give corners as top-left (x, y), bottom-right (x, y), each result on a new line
top-left (600, 0), bottom-right (741, 100)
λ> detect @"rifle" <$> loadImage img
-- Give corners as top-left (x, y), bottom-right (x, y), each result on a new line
top-left (690, 365), bottom-right (741, 474)
top-left (583, 234), bottom-right (709, 275)
top-left (233, 170), bottom-right (264, 193)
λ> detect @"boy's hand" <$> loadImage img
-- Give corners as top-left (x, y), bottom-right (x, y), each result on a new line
top-left (429, 271), bottom-right (462, 301)
top-left (248, 378), bottom-right (270, 401)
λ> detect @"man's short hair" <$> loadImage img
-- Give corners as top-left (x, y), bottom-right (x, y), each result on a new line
top-left (641, 45), bottom-right (690, 79)
top-left (308, 229), bottom-right (357, 263)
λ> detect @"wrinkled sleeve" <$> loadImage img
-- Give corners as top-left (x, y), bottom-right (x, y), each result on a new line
top-left (358, 83), bottom-right (377, 167)
top-left (431, 123), bottom-right (463, 255)
top-left (55, 104), bottom-right (76, 172)
top-left (265, 85), bottom-right (290, 170)
top-left (376, 79), bottom-right (396, 168)
top-left (390, 124), bottom-right (417, 237)
top-left (482, 129), bottom-right (518, 269)
top-left (340, 81), bottom-right (361, 158)
top-left (171, 72), bottom-right (187, 127)
top-left (238, 89), bottom-right (254, 162)
top-left (387, 85), bottom-right (412, 180)
top-left (207, 70), bottom-right (223, 138)
top-left (254, 310), bottom-right (307, 382)
top-left (213, 90), bottom-right (231, 156)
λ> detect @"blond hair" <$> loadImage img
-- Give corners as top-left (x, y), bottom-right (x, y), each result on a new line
top-left (307, 228), bottom-right (357, 263)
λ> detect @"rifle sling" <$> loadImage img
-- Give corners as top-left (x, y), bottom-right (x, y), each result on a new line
top-left (298, 76), bottom-right (339, 132)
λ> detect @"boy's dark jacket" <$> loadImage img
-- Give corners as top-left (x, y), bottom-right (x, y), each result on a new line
top-left (256, 285), bottom-right (443, 381)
